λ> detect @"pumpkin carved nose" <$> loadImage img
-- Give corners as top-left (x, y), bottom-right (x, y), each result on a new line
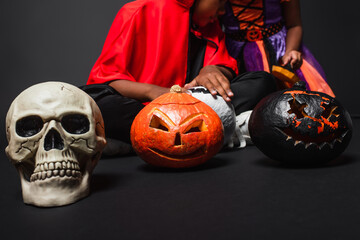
top-left (174, 132), bottom-right (182, 146)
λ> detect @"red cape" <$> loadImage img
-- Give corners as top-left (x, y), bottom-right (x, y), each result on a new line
top-left (87, 0), bottom-right (238, 87)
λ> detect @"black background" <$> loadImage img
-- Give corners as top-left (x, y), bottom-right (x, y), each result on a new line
top-left (1, 1), bottom-right (360, 239)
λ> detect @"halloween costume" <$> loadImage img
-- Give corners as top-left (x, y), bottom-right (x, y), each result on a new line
top-left (87, 0), bottom-right (237, 87)
top-left (222, 0), bottom-right (335, 97)
top-left (84, 0), bottom-right (276, 145)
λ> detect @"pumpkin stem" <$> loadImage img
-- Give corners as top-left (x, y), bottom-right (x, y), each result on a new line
top-left (170, 85), bottom-right (182, 93)
top-left (293, 81), bottom-right (306, 90)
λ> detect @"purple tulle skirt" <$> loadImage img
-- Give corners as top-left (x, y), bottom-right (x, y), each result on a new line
top-left (225, 27), bottom-right (334, 96)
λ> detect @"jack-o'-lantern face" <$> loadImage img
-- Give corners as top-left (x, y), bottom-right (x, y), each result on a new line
top-left (246, 29), bottom-right (263, 41)
top-left (147, 109), bottom-right (210, 159)
top-left (249, 82), bottom-right (352, 164)
top-left (131, 86), bottom-right (223, 168)
top-left (282, 90), bottom-right (345, 146)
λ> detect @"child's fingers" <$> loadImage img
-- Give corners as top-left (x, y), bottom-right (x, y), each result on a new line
top-left (281, 56), bottom-right (290, 66)
top-left (184, 80), bottom-right (197, 89)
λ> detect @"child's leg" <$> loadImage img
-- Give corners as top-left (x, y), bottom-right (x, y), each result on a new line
top-left (227, 71), bottom-right (276, 148)
top-left (96, 93), bottom-right (144, 144)
top-left (230, 71), bottom-right (276, 115)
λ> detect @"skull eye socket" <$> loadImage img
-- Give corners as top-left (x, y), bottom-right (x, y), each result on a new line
top-left (16, 115), bottom-right (43, 137)
top-left (184, 120), bottom-right (207, 134)
top-left (149, 115), bottom-right (169, 132)
top-left (61, 114), bottom-right (90, 134)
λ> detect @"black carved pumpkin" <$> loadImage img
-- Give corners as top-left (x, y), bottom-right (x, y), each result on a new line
top-left (249, 82), bottom-right (352, 164)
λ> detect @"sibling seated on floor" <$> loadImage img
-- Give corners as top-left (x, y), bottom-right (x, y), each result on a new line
top-left (81, 0), bottom-right (276, 156)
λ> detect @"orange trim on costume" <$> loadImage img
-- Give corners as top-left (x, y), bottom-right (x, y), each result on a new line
top-left (300, 60), bottom-right (335, 97)
top-left (230, 0), bottom-right (264, 30)
top-left (255, 41), bottom-right (270, 73)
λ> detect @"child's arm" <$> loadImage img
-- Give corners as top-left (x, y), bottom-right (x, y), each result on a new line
top-left (281, 0), bottom-right (303, 70)
top-left (109, 80), bottom-right (171, 102)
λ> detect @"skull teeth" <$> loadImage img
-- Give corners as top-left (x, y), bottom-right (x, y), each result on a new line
top-left (30, 169), bottom-right (81, 182)
top-left (30, 160), bottom-right (81, 182)
top-left (34, 160), bottom-right (80, 173)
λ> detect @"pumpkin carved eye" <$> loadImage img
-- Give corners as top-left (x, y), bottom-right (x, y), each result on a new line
top-left (288, 98), bottom-right (307, 118)
top-left (321, 106), bottom-right (339, 120)
top-left (181, 113), bottom-right (209, 134)
top-left (149, 115), bottom-right (169, 132)
top-left (184, 120), bottom-right (207, 134)
top-left (185, 126), bottom-right (201, 133)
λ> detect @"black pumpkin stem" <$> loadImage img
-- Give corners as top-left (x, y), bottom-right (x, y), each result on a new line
top-left (292, 81), bottom-right (307, 90)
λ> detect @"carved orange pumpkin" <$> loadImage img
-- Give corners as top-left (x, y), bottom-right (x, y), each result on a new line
top-left (130, 86), bottom-right (224, 168)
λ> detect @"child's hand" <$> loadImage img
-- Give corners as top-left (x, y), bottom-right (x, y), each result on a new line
top-left (281, 50), bottom-right (303, 70)
top-left (184, 65), bottom-right (233, 102)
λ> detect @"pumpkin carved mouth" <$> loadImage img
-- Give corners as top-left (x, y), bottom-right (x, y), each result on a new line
top-left (276, 127), bottom-right (349, 150)
top-left (148, 147), bottom-right (206, 161)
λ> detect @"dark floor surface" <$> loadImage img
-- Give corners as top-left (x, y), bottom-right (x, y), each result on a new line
top-left (1, 118), bottom-right (359, 240)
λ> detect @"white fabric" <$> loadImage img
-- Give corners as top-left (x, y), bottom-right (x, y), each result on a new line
top-left (228, 110), bottom-right (253, 148)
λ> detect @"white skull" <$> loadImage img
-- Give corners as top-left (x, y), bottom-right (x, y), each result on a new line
top-left (5, 82), bottom-right (106, 207)
top-left (188, 86), bottom-right (236, 145)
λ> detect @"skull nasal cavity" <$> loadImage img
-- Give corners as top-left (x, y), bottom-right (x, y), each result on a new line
top-left (44, 129), bottom-right (64, 151)
top-left (175, 132), bottom-right (182, 146)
